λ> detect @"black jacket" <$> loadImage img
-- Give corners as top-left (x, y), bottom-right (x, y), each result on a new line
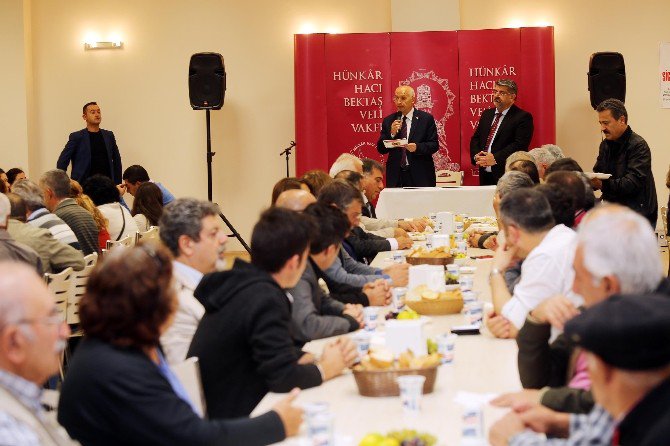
top-left (593, 126), bottom-right (658, 225)
top-left (346, 226), bottom-right (391, 263)
top-left (469, 104), bottom-right (534, 185)
top-left (376, 108), bottom-right (439, 187)
top-left (187, 259), bottom-right (322, 419)
top-left (618, 377), bottom-right (670, 445)
top-left (58, 337), bottom-right (285, 446)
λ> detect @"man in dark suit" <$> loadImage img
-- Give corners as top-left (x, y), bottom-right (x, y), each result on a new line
top-left (376, 86), bottom-right (439, 187)
top-left (470, 80), bottom-right (534, 186)
top-left (57, 102), bottom-right (122, 184)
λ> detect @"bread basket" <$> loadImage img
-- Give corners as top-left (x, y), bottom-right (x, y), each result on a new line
top-left (352, 365), bottom-right (438, 397)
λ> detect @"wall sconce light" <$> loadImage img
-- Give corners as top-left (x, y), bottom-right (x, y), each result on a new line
top-left (84, 40), bottom-right (123, 50)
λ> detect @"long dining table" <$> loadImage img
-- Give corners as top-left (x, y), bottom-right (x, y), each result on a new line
top-left (252, 248), bottom-right (521, 446)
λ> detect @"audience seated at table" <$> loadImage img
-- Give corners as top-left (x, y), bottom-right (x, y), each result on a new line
top-left (12, 179), bottom-right (81, 250)
top-left (0, 168), bottom-right (9, 193)
top-left (301, 169), bottom-right (332, 197)
top-left (68, 179), bottom-right (110, 251)
top-left (486, 188), bottom-right (581, 339)
top-left (58, 242), bottom-right (302, 446)
top-left (508, 159), bottom-right (540, 184)
top-left (271, 177), bottom-right (308, 206)
top-left (131, 182), bottom-right (164, 231)
top-left (5, 192), bottom-right (84, 273)
top-left (187, 207), bottom-right (357, 419)
top-left (528, 144), bottom-right (565, 180)
top-left (288, 202), bottom-right (363, 345)
top-left (5, 167), bottom-right (27, 191)
top-left (120, 164), bottom-right (175, 206)
top-left (276, 189), bottom-right (391, 307)
top-left (0, 193), bottom-right (43, 274)
top-left (545, 170), bottom-right (595, 227)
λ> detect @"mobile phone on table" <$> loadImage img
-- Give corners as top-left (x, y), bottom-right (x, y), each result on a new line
top-left (451, 324), bottom-right (481, 335)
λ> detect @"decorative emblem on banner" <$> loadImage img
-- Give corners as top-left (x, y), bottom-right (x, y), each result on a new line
top-left (400, 70), bottom-right (458, 171)
top-left (350, 141), bottom-right (385, 164)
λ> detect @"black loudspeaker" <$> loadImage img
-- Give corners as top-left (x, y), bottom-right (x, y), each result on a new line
top-left (588, 52), bottom-right (625, 109)
top-left (189, 53), bottom-right (226, 110)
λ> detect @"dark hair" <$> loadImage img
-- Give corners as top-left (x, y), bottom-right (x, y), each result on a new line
top-left (271, 177), bottom-right (303, 205)
top-left (545, 171), bottom-right (590, 213)
top-left (317, 179), bottom-right (363, 211)
top-left (83, 101), bottom-right (97, 114)
top-left (251, 207), bottom-right (315, 273)
top-left (159, 198), bottom-right (219, 257)
top-left (6, 168), bottom-right (25, 185)
top-left (534, 183), bottom-right (575, 228)
top-left (122, 165), bottom-right (150, 184)
top-left (333, 170), bottom-right (363, 190)
top-left (0, 169), bottom-right (7, 194)
top-left (82, 174), bottom-right (120, 206)
top-left (362, 158), bottom-right (384, 175)
top-left (301, 170), bottom-right (332, 197)
top-left (499, 188), bottom-right (555, 233)
top-left (509, 159), bottom-right (540, 184)
top-left (596, 98), bottom-right (628, 123)
top-left (544, 157), bottom-right (584, 176)
top-left (131, 182), bottom-right (163, 226)
top-left (79, 242), bottom-right (176, 348)
top-left (303, 202), bottom-right (350, 254)
top-left (6, 193), bottom-right (26, 222)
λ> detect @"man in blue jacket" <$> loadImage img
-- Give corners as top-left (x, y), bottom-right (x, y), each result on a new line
top-left (57, 102), bottom-right (122, 184)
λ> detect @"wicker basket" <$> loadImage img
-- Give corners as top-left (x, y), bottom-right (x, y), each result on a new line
top-left (406, 256), bottom-right (454, 266)
top-left (352, 365), bottom-right (438, 397)
top-left (405, 297), bottom-right (464, 315)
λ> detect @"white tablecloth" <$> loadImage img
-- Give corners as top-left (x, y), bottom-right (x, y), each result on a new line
top-left (375, 186), bottom-right (497, 220)
top-left (253, 250), bottom-right (521, 446)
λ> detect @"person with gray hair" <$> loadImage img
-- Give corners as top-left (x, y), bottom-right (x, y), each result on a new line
top-left (487, 188), bottom-right (581, 338)
top-left (0, 261), bottom-right (75, 445)
top-left (12, 179), bottom-right (80, 250)
top-left (490, 204), bottom-right (669, 446)
top-left (328, 153), bottom-right (363, 177)
top-left (40, 169), bottom-right (99, 255)
top-left (591, 98), bottom-right (657, 226)
top-left (529, 144), bottom-right (565, 180)
top-left (471, 79), bottom-right (534, 185)
top-left (504, 150), bottom-right (536, 171)
top-left (159, 198), bottom-right (228, 364)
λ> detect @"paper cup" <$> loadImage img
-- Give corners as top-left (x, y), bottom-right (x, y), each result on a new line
top-left (363, 307), bottom-right (379, 332)
top-left (397, 375), bottom-right (426, 415)
top-left (438, 333), bottom-right (458, 363)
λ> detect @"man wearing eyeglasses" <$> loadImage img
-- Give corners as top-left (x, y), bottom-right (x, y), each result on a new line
top-left (376, 85), bottom-right (439, 188)
top-left (0, 261), bottom-right (76, 445)
top-left (470, 79), bottom-right (534, 186)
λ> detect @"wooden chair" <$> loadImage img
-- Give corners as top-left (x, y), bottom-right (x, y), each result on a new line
top-left (44, 267), bottom-right (73, 323)
top-left (67, 253), bottom-right (98, 325)
top-left (136, 226), bottom-right (159, 244)
top-left (172, 357), bottom-right (207, 417)
top-left (436, 170), bottom-right (463, 187)
top-left (106, 234), bottom-right (135, 251)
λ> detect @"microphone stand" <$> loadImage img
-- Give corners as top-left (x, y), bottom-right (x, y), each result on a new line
top-left (279, 141), bottom-right (296, 178)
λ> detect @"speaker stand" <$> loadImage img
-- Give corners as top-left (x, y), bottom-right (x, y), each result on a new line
top-left (204, 109), bottom-right (251, 253)
top-left (279, 141), bottom-right (296, 178)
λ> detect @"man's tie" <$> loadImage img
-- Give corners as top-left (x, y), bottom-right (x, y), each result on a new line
top-left (398, 116), bottom-right (408, 167)
top-left (484, 112), bottom-right (501, 151)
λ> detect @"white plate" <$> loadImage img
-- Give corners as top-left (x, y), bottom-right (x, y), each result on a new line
top-left (584, 172), bottom-right (612, 180)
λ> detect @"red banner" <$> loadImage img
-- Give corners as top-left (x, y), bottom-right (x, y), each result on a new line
top-left (294, 28), bottom-right (555, 184)
top-left (324, 33), bottom-right (391, 167)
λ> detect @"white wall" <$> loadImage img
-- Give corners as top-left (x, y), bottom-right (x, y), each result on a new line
top-left (23, 0), bottom-right (390, 249)
top-left (0, 0), bottom-right (31, 173)
top-left (460, 0), bottom-right (670, 219)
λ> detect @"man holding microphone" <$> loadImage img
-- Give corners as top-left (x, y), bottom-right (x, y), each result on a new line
top-left (376, 86), bottom-right (439, 187)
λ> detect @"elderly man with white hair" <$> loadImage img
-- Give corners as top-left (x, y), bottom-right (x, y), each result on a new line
top-left (489, 204), bottom-right (668, 446)
top-left (0, 261), bottom-right (75, 445)
top-left (529, 144), bottom-right (565, 180)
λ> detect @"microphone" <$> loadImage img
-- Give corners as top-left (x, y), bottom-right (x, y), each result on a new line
top-left (395, 111), bottom-right (403, 121)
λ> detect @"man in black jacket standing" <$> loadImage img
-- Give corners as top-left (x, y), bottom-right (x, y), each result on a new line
top-left (591, 98), bottom-right (658, 225)
top-left (376, 86), bottom-right (439, 187)
top-left (470, 79), bottom-right (534, 185)
top-left (188, 207), bottom-right (356, 419)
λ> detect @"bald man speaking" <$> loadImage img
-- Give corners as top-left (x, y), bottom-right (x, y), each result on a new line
top-left (376, 86), bottom-right (439, 188)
